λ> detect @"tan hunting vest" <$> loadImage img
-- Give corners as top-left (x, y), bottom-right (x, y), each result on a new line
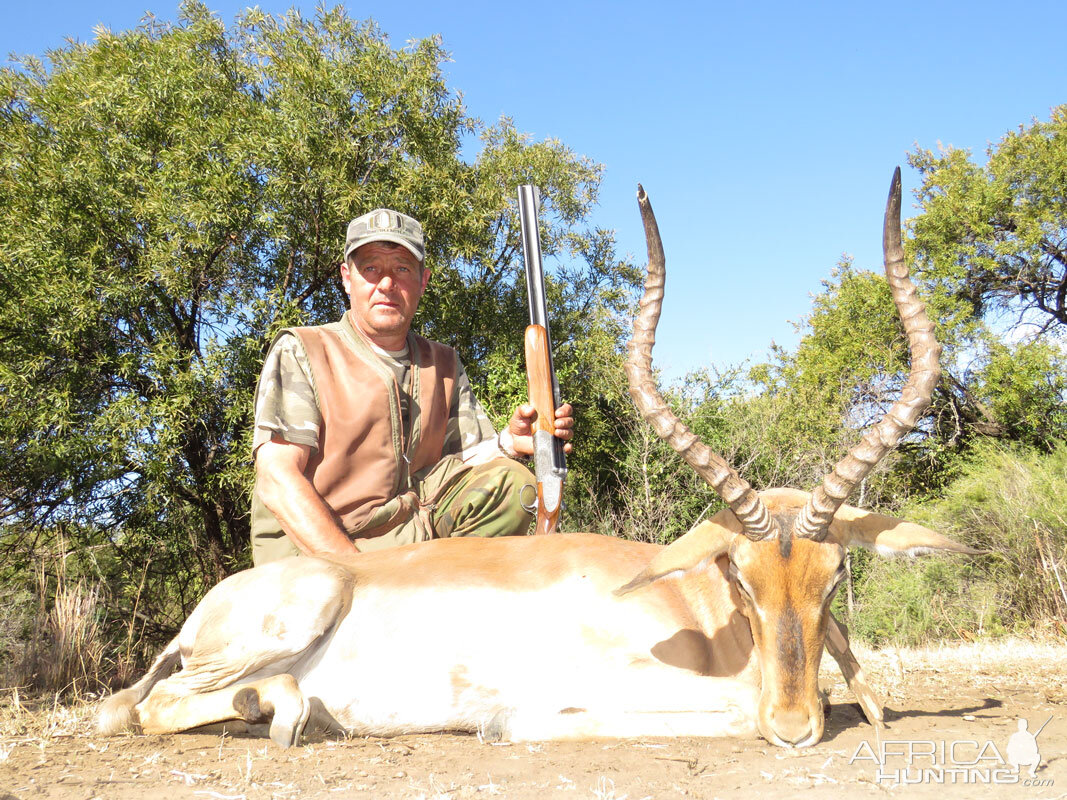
top-left (250, 313), bottom-right (458, 546)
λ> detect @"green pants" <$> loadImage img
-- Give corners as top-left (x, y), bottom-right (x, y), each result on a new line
top-left (252, 456), bottom-right (536, 564)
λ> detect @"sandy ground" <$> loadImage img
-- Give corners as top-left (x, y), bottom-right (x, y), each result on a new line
top-left (1, 640), bottom-right (1065, 800)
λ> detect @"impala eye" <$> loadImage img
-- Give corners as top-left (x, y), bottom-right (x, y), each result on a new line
top-left (824, 568), bottom-right (848, 600)
top-left (727, 564), bottom-right (753, 598)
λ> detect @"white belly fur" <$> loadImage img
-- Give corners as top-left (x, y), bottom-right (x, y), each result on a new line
top-left (295, 574), bottom-right (759, 739)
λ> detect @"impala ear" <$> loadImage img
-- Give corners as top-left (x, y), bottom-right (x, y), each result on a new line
top-left (614, 519), bottom-right (738, 596)
top-left (827, 504), bottom-right (984, 556)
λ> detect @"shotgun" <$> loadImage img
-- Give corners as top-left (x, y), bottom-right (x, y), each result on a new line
top-left (517, 184), bottom-right (567, 535)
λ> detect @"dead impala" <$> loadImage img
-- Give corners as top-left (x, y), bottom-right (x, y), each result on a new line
top-left (98, 169), bottom-right (979, 749)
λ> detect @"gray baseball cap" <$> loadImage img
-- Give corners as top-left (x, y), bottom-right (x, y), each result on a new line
top-left (344, 208), bottom-right (425, 263)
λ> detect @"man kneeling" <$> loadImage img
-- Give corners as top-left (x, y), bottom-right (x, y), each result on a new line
top-left (250, 208), bottom-right (574, 563)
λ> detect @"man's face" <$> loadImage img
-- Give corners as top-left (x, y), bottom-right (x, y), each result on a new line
top-left (341, 242), bottom-right (429, 347)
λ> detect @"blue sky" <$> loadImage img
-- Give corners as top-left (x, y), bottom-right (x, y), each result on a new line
top-left (5, 0), bottom-right (1066, 380)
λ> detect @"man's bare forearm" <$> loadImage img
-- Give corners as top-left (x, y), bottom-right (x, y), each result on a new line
top-left (255, 439), bottom-right (360, 557)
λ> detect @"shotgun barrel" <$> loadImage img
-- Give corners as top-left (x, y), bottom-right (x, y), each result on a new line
top-left (517, 184), bottom-right (567, 534)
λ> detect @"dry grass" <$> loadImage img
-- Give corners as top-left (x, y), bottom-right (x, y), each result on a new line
top-left (819, 636), bottom-right (1067, 711)
top-left (824, 636), bottom-right (1066, 677)
top-left (5, 539), bottom-right (113, 699)
top-left (0, 685), bottom-right (94, 742)
top-left (36, 574), bottom-right (107, 694)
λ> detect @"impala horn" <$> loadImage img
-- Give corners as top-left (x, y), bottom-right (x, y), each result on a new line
top-left (793, 167), bottom-right (942, 540)
top-left (625, 185), bottom-right (777, 542)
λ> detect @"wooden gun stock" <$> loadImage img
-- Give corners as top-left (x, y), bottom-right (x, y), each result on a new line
top-left (525, 324), bottom-right (562, 535)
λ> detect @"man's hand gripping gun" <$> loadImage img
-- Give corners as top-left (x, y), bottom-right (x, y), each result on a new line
top-left (517, 185), bottom-right (568, 535)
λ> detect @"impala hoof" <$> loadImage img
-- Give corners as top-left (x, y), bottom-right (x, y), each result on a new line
top-left (268, 694), bottom-right (310, 749)
top-left (481, 710), bottom-right (510, 743)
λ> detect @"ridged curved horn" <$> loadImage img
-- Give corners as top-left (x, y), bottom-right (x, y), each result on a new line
top-left (625, 185), bottom-right (777, 541)
top-left (794, 168), bottom-right (942, 540)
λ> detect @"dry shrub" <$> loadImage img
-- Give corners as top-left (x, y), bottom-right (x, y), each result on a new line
top-left (15, 552), bottom-right (110, 698)
top-left (577, 422), bottom-right (717, 545)
top-left (41, 575), bottom-right (107, 694)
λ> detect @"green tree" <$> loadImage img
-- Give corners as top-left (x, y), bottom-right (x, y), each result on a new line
top-left (905, 107), bottom-right (1067, 450)
top-left (0, 3), bottom-right (636, 630)
top-left (736, 261), bottom-right (939, 504)
top-left (909, 105), bottom-right (1067, 333)
top-left (975, 339), bottom-right (1067, 448)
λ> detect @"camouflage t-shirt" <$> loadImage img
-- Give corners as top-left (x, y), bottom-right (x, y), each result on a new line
top-left (252, 332), bottom-right (500, 463)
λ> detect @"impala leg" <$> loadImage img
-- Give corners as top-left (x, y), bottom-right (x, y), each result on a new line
top-left (137, 673), bottom-right (311, 748)
top-left (825, 613), bottom-right (884, 728)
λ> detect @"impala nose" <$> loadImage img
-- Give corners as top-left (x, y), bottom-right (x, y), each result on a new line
top-left (770, 708), bottom-right (815, 747)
